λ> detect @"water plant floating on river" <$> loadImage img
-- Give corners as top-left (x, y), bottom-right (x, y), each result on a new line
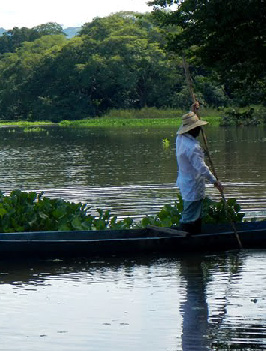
top-left (0, 190), bottom-right (245, 233)
top-left (162, 138), bottom-right (170, 148)
top-left (23, 127), bottom-right (47, 133)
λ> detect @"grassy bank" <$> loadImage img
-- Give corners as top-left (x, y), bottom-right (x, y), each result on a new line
top-left (0, 121), bottom-right (55, 127)
top-left (0, 106), bottom-right (264, 128)
top-left (59, 116), bottom-right (220, 128)
top-left (59, 108), bottom-right (222, 127)
top-left (0, 107), bottom-right (248, 128)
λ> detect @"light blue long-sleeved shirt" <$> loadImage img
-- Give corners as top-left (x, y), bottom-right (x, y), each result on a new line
top-left (176, 134), bottom-right (216, 201)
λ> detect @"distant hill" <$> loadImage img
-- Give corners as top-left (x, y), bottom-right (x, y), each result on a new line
top-left (0, 27), bottom-right (81, 38)
top-left (64, 27), bottom-right (80, 38)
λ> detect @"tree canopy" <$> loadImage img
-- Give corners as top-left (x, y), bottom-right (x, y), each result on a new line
top-left (0, 22), bottom-right (65, 55)
top-left (0, 13), bottom-right (233, 121)
top-left (149, 0), bottom-right (266, 102)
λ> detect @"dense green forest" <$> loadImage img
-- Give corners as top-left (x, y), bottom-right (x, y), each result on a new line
top-left (0, 2), bottom-right (264, 122)
top-left (149, 0), bottom-right (266, 104)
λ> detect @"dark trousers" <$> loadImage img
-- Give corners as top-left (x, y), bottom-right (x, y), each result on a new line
top-left (180, 218), bottom-right (202, 235)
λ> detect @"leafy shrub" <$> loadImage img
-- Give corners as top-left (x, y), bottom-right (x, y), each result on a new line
top-left (220, 107), bottom-right (261, 126)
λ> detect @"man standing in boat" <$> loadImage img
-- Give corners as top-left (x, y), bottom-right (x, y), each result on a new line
top-left (176, 106), bottom-right (223, 234)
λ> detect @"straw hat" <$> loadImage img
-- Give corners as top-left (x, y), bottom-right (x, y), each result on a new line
top-left (177, 111), bottom-right (208, 135)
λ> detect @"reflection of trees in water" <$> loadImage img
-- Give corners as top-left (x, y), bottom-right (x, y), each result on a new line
top-left (0, 257), bottom-right (131, 287)
top-left (1, 253), bottom-right (265, 350)
top-left (180, 254), bottom-right (236, 349)
top-left (0, 255), bottom-right (175, 287)
top-left (204, 254), bottom-right (243, 350)
top-left (180, 252), bottom-right (266, 351)
top-left (208, 255), bottom-right (266, 351)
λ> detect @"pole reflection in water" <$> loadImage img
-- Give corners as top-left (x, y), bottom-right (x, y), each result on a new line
top-left (179, 252), bottom-right (266, 351)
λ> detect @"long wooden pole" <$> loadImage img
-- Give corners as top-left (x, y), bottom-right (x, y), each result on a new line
top-left (182, 55), bottom-right (243, 249)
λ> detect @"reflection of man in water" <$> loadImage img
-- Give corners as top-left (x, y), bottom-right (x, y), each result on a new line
top-left (176, 110), bottom-right (223, 234)
top-left (180, 257), bottom-right (210, 351)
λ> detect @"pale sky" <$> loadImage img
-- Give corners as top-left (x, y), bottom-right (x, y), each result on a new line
top-left (0, 0), bottom-right (152, 29)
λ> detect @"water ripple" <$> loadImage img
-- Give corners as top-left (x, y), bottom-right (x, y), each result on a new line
top-left (30, 181), bottom-right (266, 220)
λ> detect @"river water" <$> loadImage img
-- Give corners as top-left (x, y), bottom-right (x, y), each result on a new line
top-left (0, 125), bottom-right (266, 219)
top-left (0, 125), bottom-right (266, 350)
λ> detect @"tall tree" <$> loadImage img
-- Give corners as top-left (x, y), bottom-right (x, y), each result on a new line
top-left (0, 35), bottom-right (67, 119)
top-left (0, 22), bottom-right (65, 55)
top-left (33, 22), bottom-right (65, 36)
top-left (149, 0), bottom-right (266, 102)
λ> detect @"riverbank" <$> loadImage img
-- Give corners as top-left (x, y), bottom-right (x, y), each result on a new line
top-left (0, 106), bottom-right (263, 128)
top-left (0, 116), bottom-right (221, 128)
top-left (59, 107), bottom-right (222, 127)
top-left (0, 121), bottom-right (55, 128)
top-left (59, 116), bottom-right (220, 127)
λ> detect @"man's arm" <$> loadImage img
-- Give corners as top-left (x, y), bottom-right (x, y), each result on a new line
top-left (190, 145), bottom-right (224, 193)
top-left (190, 144), bottom-right (217, 184)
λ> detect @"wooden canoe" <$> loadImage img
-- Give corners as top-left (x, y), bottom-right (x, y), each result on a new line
top-left (0, 221), bottom-right (266, 259)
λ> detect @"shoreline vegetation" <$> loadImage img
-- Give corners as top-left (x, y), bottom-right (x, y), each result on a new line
top-left (0, 106), bottom-right (264, 128)
top-left (0, 10), bottom-right (264, 127)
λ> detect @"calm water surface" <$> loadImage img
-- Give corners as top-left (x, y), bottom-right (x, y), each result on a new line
top-left (0, 125), bottom-right (265, 219)
top-left (1, 252), bottom-right (266, 350)
top-left (0, 125), bottom-right (266, 350)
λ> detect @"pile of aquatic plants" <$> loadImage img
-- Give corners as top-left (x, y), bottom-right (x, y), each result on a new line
top-left (139, 195), bottom-right (245, 228)
top-left (0, 190), bottom-right (245, 233)
top-left (202, 197), bottom-right (245, 224)
top-left (0, 190), bottom-right (135, 233)
top-left (0, 190), bottom-right (93, 233)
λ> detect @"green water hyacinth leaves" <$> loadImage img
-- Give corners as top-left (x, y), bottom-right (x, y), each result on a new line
top-left (140, 199), bottom-right (183, 228)
top-left (0, 190), bottom-right (94, 232)
top-left (139, 195), bottom-right (245, 228)
top-left (0, 190), bottom-right (245, 233)
top-left (93, 209), bottom-right (133, 230)
top-left (202, 197), bottom-right (245, 224)
top-left (0, 190), bottom-right (134, 233)
top-left (162, 138), bottom-right (170, 148)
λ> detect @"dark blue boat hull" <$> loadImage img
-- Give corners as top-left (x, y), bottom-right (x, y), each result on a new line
top-left (0, 221), bottom-right (266, 259)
